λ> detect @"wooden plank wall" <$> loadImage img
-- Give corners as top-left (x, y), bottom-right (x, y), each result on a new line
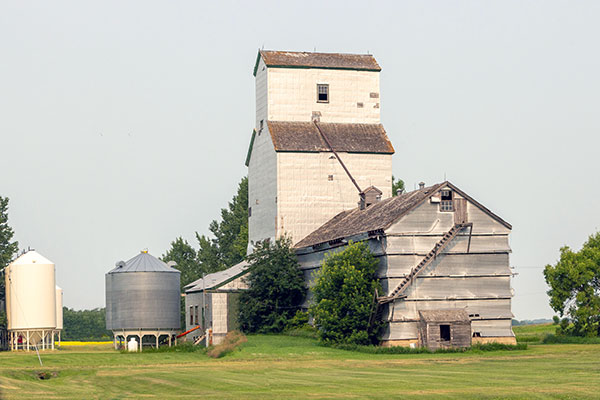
top-left (383, 196), bottom-right (514, 343)
top-left (295, 189), bottom-right (514, 344)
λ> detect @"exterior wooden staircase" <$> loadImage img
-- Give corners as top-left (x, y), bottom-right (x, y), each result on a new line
top-left (368, 223), bottom-right (472, 327)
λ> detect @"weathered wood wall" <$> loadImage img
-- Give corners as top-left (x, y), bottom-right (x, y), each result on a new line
top-left (296, 187), bottom-right (515, 346)
top-left (419, 321), bottom-right (472, 350)
top-left (382, 193), bottom-right (514, 344)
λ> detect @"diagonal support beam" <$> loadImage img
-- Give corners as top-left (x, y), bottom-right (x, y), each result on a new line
top-left (313, 121), bottom-right (363, 195)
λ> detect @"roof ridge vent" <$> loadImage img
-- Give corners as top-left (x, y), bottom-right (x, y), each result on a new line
top-left (115, 261), bottom-right (126, 269)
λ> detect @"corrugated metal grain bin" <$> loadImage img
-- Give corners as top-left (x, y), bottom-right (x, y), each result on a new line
top-left (105, 251), bottom-right (180, 331)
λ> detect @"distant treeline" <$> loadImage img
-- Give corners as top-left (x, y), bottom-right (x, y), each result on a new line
top-left (62, 307), bottom-right (111, 341)
top-left (511, 319), bottom-right (553, 326)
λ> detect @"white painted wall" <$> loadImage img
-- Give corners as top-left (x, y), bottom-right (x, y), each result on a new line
top-left (255, 58), bottom-right (268, 131)
top-left (268, 68), bottom-right (380, 123)
top-left (211, 293), bottom-right (228, 335)
top-left (247, 124), bottom-right (278, 248)
top-left (249, 61), bottom-right (391, 247)
top-left (277, 151), bottom-right (392, 244)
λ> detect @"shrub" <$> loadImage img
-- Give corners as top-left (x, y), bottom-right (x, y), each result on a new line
top-left (310, 241), bottom-right (382, 345)
top-left (542, 334), bottom-right (600, 344)
top-left (326, 342), bottom-right (527, 354)
top-left (238, 237), bottom-right (306, 333)
top-left (207, 331), bottom-right (247, 358)
top-left (286, 310), bottom-right (310, 330)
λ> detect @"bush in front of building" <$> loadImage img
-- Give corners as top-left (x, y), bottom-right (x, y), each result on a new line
top-left (310, 241), bottom-right (382, 345)
top-left (238, 237), bottom-right (306, 333)
top-left (207, 331), bottom-right (247, 358)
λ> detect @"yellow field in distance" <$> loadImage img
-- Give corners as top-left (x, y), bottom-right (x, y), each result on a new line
top-left (60, 341), bottom-right (112, 346)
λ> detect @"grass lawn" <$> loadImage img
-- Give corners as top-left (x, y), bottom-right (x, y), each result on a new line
top-left (1, 332), bottom-right (599, 399)
top-left (513, 323), bottom-right (556, 343)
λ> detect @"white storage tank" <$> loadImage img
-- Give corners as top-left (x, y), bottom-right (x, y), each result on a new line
top-left (5, 250), bottom-right (62, 351)
top-left (55, 286), bottom-right (63, 330)
top-left (5, 251), bottom-right (57, 331)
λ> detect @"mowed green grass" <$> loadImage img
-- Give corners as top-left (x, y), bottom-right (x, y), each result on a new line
top-left (1, 332), bottom-right (599, 399)
top-left (513, 323), bottom-right (556, 343)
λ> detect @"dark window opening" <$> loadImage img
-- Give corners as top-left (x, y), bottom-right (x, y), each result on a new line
top-left (473, 332), bottom-right (481, 337)
top-left (440, 324), bottom-right (451, 341)
top-left (259, 120), bottom-right (264, 131)
top-left (440, 190), bottom-right (453, 212)
top-left (248, 207), bottom-right (252, 217)
top-left (328, 175), bottom-right (334, 181)
top-left (317, 84), bottom-right (329, 103)
top-left (194, 306), bottom-right (199, 325)
top-left (189, 306), bottom-right (193, 325)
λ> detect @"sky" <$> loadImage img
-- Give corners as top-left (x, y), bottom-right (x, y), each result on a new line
top-left (1, 1), bottom-right (599, 320)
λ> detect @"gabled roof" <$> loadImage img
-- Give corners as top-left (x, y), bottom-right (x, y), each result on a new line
top-left (267, 121), bottom-right (394, 154)
top-left (107, 251), bottom-right (180, 274)
top-left (361, 186), bottom-right (382, 195)
top-left (419, 309), bottom-right (470, 323)
top-left (185, 260), bottom-right (249, 293)
top-left (295, 181), bottom-right (512, 248)
top-left (253, 50), bottom-right (381, 76)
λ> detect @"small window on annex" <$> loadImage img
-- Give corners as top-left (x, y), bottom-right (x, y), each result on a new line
top-left (440, 190), bottom-right (453, 212)
top-left (194, 306), bottom-right (199, 325)
top-left (440, 324), bottom-right (451, 341)
top-left (189, 306), bottom-right (194, 325)
top-left (317, 84), bottom-right (329, 103)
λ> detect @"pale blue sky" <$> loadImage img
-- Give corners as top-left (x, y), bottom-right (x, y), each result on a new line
top-left (1, 1), bottom-right (599, 319)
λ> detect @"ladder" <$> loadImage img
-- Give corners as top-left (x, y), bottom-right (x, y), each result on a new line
top-left (368, 223), bottom-right (472, 327)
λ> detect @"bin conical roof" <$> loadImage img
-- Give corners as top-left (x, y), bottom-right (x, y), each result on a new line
top-left (107, 251), bottom-right (179, 274)
top-left (11, 250), bottom-right (54, 266)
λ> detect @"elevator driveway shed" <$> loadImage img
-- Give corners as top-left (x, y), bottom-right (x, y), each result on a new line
top-left (418, 309), bottom-right (471, 350)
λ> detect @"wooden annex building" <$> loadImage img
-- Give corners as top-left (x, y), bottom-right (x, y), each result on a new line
top-left (184, 262), bottom-right (248, 345)
top-left (295, 181), bottom-right (516, 347)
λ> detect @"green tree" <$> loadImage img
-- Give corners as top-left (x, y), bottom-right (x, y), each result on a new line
top-left (238, 237), bottom-right (306, 333)
top-left (0, 196), bottom-right (19, 327)
top-left (196, 176), bottom-right (248, 273)
top-left (310, 241), bottom-right (382, 345)
top-left (392, 175), bottom-right (405, 196)
top-left (162, 237), bottom-right (201, 290)
top-left (162, 238), bottom-right (200, 328)
top-left (544, 232), bottom-right (600, 337)
top-left (62, 307), bottom-right (112, 341)
top-left (163, 176), bottom-right (248, 288)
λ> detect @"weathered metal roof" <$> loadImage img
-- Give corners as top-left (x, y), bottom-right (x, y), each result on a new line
top-left (107, 251), bottom-right (180, 274)
top-left (294, 181), bottom-right (512, 249)
top-left (254, 50), bottom-right (381, 76)
top-left (185, 260), bottom-right (249, 292)
top-left (419, 309), bottom-right (471, 323)
top-left (267, 121), bottom-right (395, 154)
top-left (295, 183), bottom-right (446, 248)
